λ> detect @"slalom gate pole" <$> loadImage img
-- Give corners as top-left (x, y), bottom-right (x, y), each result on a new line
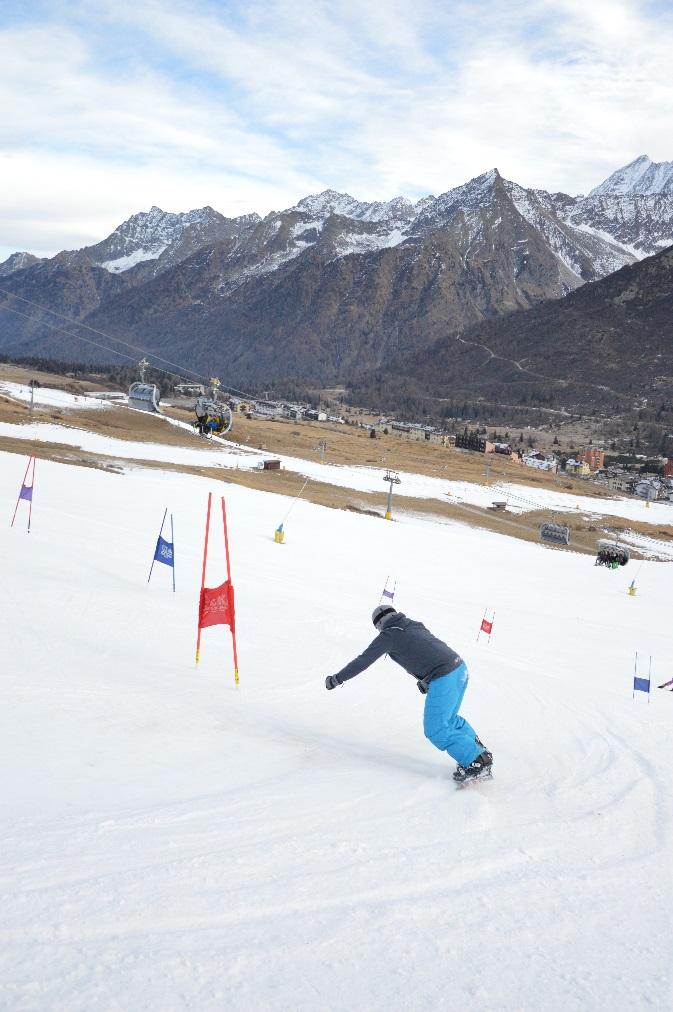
top-left (222, 496), bottom-right (239, 686)
top-left (476, 608), bottom-right (487, 643)
top-left (11, 456), bottom-right (33, 529)
top-left (195, 493), bottom-right (212, 667)
top-left (27, 457), bottom-right (35, 533)
top-left (147, 507), bottom-right (168, 583)
top-left (171, 513), bottom-right (176, 593)
top-left (633, 651), bottom-right (637, 700)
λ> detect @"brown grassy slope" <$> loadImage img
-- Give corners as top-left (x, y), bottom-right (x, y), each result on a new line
top-left (1, 365), bottom-right (671, 559)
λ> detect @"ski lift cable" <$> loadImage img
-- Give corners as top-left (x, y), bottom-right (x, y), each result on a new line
top-left (0, 287), bottom-right (204, 383)
top-left (0, 302), bottom-right (146, 369)
top-left (0, 287), bottom-right (268, 404)
top-left (279, 475), bottom-right (311, 526)
top-left (0, 302), bottom-right (231, 408)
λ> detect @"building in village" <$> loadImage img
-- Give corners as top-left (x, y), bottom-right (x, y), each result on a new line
top-left (523, 451), bottom-right (558, 473)
top-left (565, 458), bottom-right (591, 476)
top-left (578, 447), bottom-right (605, 471)
top-left (634, 478), bottom-right (661, 500)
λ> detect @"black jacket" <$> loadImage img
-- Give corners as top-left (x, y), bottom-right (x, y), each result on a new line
top-left (333, 612), bottom-right (463, 686)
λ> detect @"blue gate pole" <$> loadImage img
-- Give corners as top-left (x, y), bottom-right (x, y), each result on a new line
top-left (170, 513), bottom-right (176, 593)
top-left (148, 507), bottom-right (168, 584)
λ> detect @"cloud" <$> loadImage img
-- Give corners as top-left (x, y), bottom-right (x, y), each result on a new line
top-left (1, 0), bottom-right (672, 257)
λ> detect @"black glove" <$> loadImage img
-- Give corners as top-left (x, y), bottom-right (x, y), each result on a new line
top-left (325, 675), bottom-right (342, 690)
top-left (417, 676), bottom-right (430, 694)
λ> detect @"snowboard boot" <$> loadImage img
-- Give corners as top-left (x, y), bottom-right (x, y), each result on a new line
top-left (453, 743), bottom-right (493, 784)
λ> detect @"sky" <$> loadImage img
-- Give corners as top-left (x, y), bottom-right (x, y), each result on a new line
top-left (1, 0), bottom-right (672, 259)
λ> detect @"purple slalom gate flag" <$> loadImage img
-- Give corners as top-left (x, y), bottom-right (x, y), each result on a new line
top-left (11, 456), bottom-right (36, 531)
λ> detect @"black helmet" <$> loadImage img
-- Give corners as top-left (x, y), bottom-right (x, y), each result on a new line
top-left (372, 604), bottom-right (395, 628)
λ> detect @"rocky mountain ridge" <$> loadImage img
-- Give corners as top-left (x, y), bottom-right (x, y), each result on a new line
top-left (0, 156), bottom-right (671, 388)
top-left (3, 155), bottom-right (671, 285)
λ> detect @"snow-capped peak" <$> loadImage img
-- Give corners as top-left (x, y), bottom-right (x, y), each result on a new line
top-left (589, 155), bottom-right (673, 197)
top-left (0, 251), bottom-right (43, 277)
top-left (88, 205), bottom-right (239, 274)
top-left (293, 190), bottom-right (361, 218)
top-left (412, 169), bottom-right (501, 229)
top-left (292, 190), bottom-right (414, 224)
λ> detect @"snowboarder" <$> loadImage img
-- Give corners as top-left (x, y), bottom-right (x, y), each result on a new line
top-left (325, 605), bottom-right (492, 783)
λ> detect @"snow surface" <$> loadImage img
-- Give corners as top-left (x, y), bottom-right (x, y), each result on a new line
top-left (568, 220), bottom-right (644, 261)
top-left (1, 447), bottom-right (672, 1011)
top-left (0, 382), bottom-right (110, 411)
top-left (330, 226), bottom-right (409, 258)
top-left (99, 246), bottom-right (168, 273)
top-left (589, 155), bottom-right (673, 197)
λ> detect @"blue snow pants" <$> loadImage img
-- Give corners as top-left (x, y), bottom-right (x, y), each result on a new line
top-left (423, 663), bottom-right (481, 767)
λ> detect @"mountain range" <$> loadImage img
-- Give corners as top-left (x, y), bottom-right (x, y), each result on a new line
top-left (0, 154), bottom-right (671, 393)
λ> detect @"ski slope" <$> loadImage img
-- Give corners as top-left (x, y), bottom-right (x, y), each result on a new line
top-left (0, 381), bottom-right (111, 411)
top-left (1, 450), bottom-right (672, 1011)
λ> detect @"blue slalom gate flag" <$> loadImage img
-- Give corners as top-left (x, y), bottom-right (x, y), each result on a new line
top-left (154, 535), bottom-right (174, 567)
top-left (633, 652), bottom-right (651, 700)
top-left (19, 484), bottom-right (33, 502)
top-left (148, 509), bottom-right (176, 591)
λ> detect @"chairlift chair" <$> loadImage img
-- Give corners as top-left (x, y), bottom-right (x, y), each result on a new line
top-left (194, 395), bottom-right (233, 436)
top-left (128, 381), bottom-right (161, 413)
top-left (539, 522), bottom-right (571, 546)
top-left (595, 538), bottom-right (630, 567)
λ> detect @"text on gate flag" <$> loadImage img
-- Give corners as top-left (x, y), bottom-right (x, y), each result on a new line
top-left (198, 580), bottom-right (234, 629)
top-left (154, 535), bottom-right (174, 567)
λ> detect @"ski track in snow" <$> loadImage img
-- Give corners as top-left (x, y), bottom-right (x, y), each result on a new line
top-left (1, 450), bottom-right (672, 1011)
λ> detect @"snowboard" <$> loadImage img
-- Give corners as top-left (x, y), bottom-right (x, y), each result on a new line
top-left (454, 769), bottom-right (494, 790)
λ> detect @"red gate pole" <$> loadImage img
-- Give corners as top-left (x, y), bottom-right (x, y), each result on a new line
top-left (195, 492), bottom-right (212, 667)
top-left (11, 456), bottom-right (33, 529)
top-left (476, 607), bottom-right (487, 643)
top-left (222, 497), bottom-right (240, 686)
